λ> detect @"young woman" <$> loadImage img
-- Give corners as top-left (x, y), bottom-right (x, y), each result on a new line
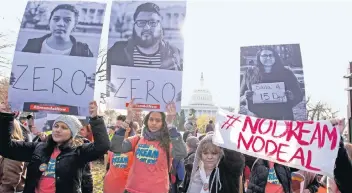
top-left (240, 47), bottom-right (303, 120)
top-left (104, 122), bottom-right (135, 193)
top-left (110, 99), bottom-right (187, 193)
top-left (0, 119), bottom-right (26, 193)
top-left (0, 101), bottom-right (109, 193)
top-left (187, 133), bottom-right (245, 193)
top-left (22, 4), bottom-right (93, 57)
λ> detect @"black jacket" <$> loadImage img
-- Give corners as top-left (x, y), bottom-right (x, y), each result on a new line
top-left (334, 136), bottom-right (352, 193)
top-left (246, 158), bottom-right (298, 193)
top-left (0, 113), bottom-right (109, 193)
top-left (209, 149), bottom-right (245, 193)
top-left (76, 136), bottom-right (93, 193)
top-left (22, 34), bottom-right (93, 57)
top-left (179, 151), bottom-right (195, 193)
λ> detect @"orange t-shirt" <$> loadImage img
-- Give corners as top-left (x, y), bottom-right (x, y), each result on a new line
top-left (35, 148), bottom-right (61, 193)
top-left (317, 187), bottom-right (327, 193)
top-left (103, 151), bottom-right (134, 193)
top-left (125, 136), bottom-right (172, 193)
top-left (265, 162), bottom-right (285, 193)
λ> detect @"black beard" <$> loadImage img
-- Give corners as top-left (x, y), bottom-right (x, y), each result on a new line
top-left (133, 30), bottom-right (161, 48)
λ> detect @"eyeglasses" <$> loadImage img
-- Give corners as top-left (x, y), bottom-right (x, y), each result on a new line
top-left (260, 54), bottom-right (274, 58)
top-left (135, 20), bottom-right (160, 28)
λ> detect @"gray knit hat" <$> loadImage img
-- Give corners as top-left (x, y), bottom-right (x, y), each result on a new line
top-left (53, 115), bottom-right (82, 137)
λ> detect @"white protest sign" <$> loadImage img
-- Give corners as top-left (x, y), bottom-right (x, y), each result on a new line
top-left (213, 108), bottom-right (340, 177)
top-left (106, 1), bottom-right (185, 111)
top-left (9, 52), bottom-right (96, 115)
top-left (108, 65), bottom-right (182, 111)
top-left (252, 82), bottom-right (287, 104)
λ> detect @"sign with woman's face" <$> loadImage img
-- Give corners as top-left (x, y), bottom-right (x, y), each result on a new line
top-left (49, 9), bottom-right (76, 39)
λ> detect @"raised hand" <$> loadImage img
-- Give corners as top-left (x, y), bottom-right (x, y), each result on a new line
top-left (89, 101), bottom-right (98, 118)
top-left (166, 102), bottom-right (176, 125)
top-left (331, 118), bottom-right (346, 135)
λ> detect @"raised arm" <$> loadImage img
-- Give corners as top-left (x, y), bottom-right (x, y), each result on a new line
top-left (0, 112), bottom-right (36, 162)
top-left (79, 102), bottom-right (110, 163)
top-left (169, 127), bottom-right (187, 160)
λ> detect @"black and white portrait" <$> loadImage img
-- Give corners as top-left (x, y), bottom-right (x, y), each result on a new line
top-left (239, 44), bottom-right (307, 121)
top-left (15, 1), bottom-right (106, 57)
top-left (106, 1), bottom-right (186, 78)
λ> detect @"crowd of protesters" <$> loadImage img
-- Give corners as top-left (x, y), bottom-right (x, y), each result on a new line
top-left (0, 99), bottom-right (351, 193)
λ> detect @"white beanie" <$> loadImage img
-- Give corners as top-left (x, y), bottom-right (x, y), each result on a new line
top-left (53, 115), bottom-right (82, 138)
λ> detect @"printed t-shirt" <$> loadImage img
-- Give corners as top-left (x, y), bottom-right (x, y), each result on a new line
top-left (35, 148), bottom-right (61, 193)
top-left (125, 136), bottom-right (172, 193)
top-left (103, 150), bottom-right (134, 193)
top-left (265, 162), bottom-right (285, 193)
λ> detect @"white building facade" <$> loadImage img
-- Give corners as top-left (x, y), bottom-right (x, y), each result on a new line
top-left (182, 73), bottom-right (235, 117)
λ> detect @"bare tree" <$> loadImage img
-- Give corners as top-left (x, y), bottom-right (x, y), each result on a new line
top-left (0, 33), bottom-right (14, 68)
top-left (0, 78), bottom-right (9, 103)
top-left (306, 96), bottom-right (338, 120)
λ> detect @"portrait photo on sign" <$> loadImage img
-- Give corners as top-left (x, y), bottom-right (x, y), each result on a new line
top-left (239, 44), bottom-right (307, 121)
top-left (8, 1), bottom-right (106, 116)
top-left (16, 1), bottom-right (106, 57)
top-left (107, 1), bottom-right (185, 72)
top-left (104, 1), bottom-right (186, 111)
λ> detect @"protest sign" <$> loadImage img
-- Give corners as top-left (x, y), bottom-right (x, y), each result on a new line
top-left (252, 82), bottom-right (287, 104)
top-left (213, 108), bottom-right (340, 177)
top-left (8, 1), bottom-right (106, 116)
top-left (239, 44), bottom-right (307, 120)
top-left (106, 1), bottom-right (186, 111)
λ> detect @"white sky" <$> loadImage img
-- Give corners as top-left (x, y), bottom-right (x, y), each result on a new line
top-left (0, 0), bottom-right (351, 118)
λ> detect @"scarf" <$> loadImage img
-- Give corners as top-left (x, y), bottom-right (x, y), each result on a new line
top-left (199, 162), bottom-right (210, 193)
top-left (143, 127), bottom-right (163, 141)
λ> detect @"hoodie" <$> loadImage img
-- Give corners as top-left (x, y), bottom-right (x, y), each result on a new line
top-left (187, 134), bottom-right (245, 193)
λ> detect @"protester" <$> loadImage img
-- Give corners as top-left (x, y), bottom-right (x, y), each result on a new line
top-left (331, 118), bottom-right (352, 193)
top-left (187, 133), bottom-right (245, 193)
top-left (104, 122), bottom-right (135, 193)
top-left (77, 124), bottom-right (94, 193)
top-left (183, 131), bottom-right (193, 143)
top-left (21, 4), bottom-right (93, 57)
top-left (0, 119), bottom-right (26, 193)
top-left (0, 101), bottom-right (109, 193)
top-left (110, 99), bottom-right (187, 193)
top-left (205, 120), bottom-right (214, 133)
top-left (179, 136), bottom-right (199, 193)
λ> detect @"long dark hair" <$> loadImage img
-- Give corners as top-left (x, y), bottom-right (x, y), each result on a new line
top-left (255, 47), bottom-right (286, 74)
top-left (143, 112), bottom-right (171, 155)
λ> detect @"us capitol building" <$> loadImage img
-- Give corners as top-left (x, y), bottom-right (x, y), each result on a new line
top-left (181, 73), bottom-right (234, 117)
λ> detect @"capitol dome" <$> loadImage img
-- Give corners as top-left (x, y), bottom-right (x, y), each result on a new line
top-left (189, 73), bottom-right (214, 107)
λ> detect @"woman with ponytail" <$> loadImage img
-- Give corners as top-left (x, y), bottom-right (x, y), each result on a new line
top-left (110, 99), bottom-right (187, 193)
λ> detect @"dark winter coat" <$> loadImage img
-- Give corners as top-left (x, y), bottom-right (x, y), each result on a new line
top-left (246, 158), bottom-right (298, 193)
top-left (0, 112), bottom-right (109, 193)
top-left (334, 136), bottom-right (352, 193)
top-left (22, 34), bottom-right (93, 57)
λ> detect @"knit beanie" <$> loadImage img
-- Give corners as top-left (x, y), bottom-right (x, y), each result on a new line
top-left (53, 115), bottom-right (82, 138)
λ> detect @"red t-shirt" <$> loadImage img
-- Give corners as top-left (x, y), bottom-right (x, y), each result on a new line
top-left (125, 136), bottom-right (172, 193)
top-left (103, 151), bottom-right (134, 193)
top-left (35, 148), bottom-right (61, 193)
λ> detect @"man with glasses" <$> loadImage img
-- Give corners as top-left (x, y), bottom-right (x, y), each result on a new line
top-left (107, 2), bottom-right (183, 75)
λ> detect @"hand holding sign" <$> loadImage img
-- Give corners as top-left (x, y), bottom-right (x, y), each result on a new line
top-left (330, 118), bottom-right (346, 135)
top-left (285, 90), bottom-right (294, 101)
top-left (166, 102), bottom-right (176, 125)
top-left (89, 101), bottom-right (98, 118)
